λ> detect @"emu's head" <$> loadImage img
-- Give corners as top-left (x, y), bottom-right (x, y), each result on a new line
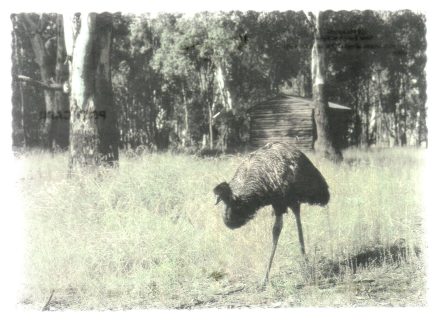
top-left (213, 182), bottom-right (255, 229)
top-left (213, 182), bottom-right (232, 206)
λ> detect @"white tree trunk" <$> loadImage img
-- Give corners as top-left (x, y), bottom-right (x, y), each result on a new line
top-left (311, 12), bottom-right (342, 162)
top-left (66, 13), bottom-right (118, 170)
top-left (215, 63), bottom-right (233, 111)
top-left (68, 13), bottom-right (99, 168)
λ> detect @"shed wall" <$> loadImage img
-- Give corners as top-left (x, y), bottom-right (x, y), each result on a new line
top-left (249, 99), bottom-right (315, 150)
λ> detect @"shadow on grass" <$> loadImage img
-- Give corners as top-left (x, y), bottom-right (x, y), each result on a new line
top-left (346, 239), bottom-right (421, 273)
top-left (300, 239), bottom-right (421, 287)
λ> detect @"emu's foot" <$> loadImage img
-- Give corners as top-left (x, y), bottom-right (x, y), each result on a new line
top-left (299, 256), bottom-right (314, 283)
top-left (302, 254), bottom-right (309, 263)
top-left (257, 278), bottom-right (269, 291)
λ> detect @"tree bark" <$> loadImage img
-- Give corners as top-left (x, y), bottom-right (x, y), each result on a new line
top-left (208, 101), bottom-right (214, 150)
top-left (11, 20), bottom-right (27, 147)
top-left (20, 14), bottom-right (56, 150)
top-left (181, 86), bottom-right (191, 147)
top-left (215, 63), bottom-right (233, 111)
top-left (18, 14), bottom-right (70, 151)
top-left (375, 69), bottom-right (384, 146)
top-left (311, 12), bottom-right (342, 162)
top-left (199, 64), bottom-right (215, 150)
top-left (65, 13), bottom-right (118, 170)
top-left (364, 80), bottom-right (370, 146)
top-left (54, 14), bottom-right (70, 149)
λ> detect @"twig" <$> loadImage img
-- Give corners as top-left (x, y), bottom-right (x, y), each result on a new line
top-left (212, 284), bottom-right (245, 296)
top-left (42, 289), bottom-right (55, 311)
top-left (218, 285), bottom-right (245, 296)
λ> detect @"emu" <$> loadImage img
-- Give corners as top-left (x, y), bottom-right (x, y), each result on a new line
top-left (214, 142), bottom-right (329, 286)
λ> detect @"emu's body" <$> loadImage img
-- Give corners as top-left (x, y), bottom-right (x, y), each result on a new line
top-left (214, 142), bottom-right (329, 285)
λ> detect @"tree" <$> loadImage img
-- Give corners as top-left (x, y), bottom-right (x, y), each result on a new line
top-left (151, 13), bottom-right (237, 150)
top-left (10, 11), bottom-right (427, 153)
top-left (14, 13), bottom-right (69, 150)
top-left (323, 10), bottom-right (383, 147)
top-left (53, 14), bottom-right (70, 149)
top-left (64, 13), bottom-right (118, 169)
top-left (11, 17), bottom-right (27, 147)
top-left (382, 11), bottom-right (427, 147)
top-left (322, 10), bottom-right (427, 148)
top-left (310, 12), bottom-right (342, 162)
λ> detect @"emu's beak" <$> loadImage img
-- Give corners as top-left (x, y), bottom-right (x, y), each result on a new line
top-left (215, 196), bottom-right (222, 205)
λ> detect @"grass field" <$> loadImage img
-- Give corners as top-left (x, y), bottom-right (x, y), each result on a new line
top-left (19, 147), bottom-right (426, 309)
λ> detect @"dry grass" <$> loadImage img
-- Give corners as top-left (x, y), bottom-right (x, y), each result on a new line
top-left (19, 147), bottom-right (426, 309)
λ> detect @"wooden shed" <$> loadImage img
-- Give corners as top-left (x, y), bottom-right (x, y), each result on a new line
top-left (249, 94), bottom-right (351, 151)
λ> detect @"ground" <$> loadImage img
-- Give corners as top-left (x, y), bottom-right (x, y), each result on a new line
top-left (18, 147), bottom-right (426, 310)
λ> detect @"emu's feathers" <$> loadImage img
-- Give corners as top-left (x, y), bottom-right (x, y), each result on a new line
top-left (215, 142), bottom-right (329, 229)
top-left (230, 142), bottom-right (329, 207)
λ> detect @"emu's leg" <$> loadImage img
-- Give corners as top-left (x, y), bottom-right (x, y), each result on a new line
top-left (291, 203), bottom-right (305, 255)
top-left (262, 211), bottom-right (283, 287)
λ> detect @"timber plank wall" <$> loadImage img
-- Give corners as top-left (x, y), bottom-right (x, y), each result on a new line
top-left (249, 95), bottom-right (350, 151)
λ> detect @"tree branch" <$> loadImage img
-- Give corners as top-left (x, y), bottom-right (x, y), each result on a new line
top-left (304, 12), bottom-right (316, 33)
top-left (42, 289), bottom-right (55, 311)
top-left (16, 75), bottom-right (67, 92)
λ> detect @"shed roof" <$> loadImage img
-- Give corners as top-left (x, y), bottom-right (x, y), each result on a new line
top-left (251, 94), bottom-right (351, 111)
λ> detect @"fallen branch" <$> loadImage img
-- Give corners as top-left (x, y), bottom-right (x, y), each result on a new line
top-left (216, 285), bottom-right (245, 296)
top-left (42, 289), bottom-right (55, 311)
top-left (16, 75), bottom-right (67, 92)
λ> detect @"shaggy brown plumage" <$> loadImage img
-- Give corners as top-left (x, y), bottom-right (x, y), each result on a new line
top-left (214, 142), bottom-right (329, 229)
top-left (213, 142), bottom-right (330, 286)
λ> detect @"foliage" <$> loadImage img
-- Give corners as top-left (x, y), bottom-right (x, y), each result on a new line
top-left (112, 13), bottom-right (161, 150)
top-left (322, 10), bottom-right (427, 147)
top-left (11, 10), bottom-right (428, 151)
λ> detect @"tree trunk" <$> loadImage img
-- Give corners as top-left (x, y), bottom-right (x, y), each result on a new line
top-left (53, 14), bottom-right (69, 149)
top-left (65, 13), bottom-right (118, 170)
top-left (364, 81), bottom-right (370, 146)
top-left (352, 92), bottom-right (361, 146)
top-left (375, 69), bottom-right (384, 146)
top-left (20, 14), bottom-right (56, 150)
top-left (311, 12), bottom-right (342, 162)
top-left (19, 81), bottom-right (26, 147)
top-left (12, 19), bottom-right (27, 147)
top-left (181, 86), bottom-right (190, 147)
top-left (208, 101), bottom-right (214, 150)
top-left (215, 63), bottom-right (233, 110)
top-left (393, 101), bottom-right (399, 146)
top-left (400, 75), bottom-right (407, 146)
top-left (417, 109), bottom-right (424, 147)
top-left (94, 13), bottom-right (119, 163)
top-left (199, 64), bottom-right (215, 150)
top-left (17, 14), bottom-right (70, 151)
